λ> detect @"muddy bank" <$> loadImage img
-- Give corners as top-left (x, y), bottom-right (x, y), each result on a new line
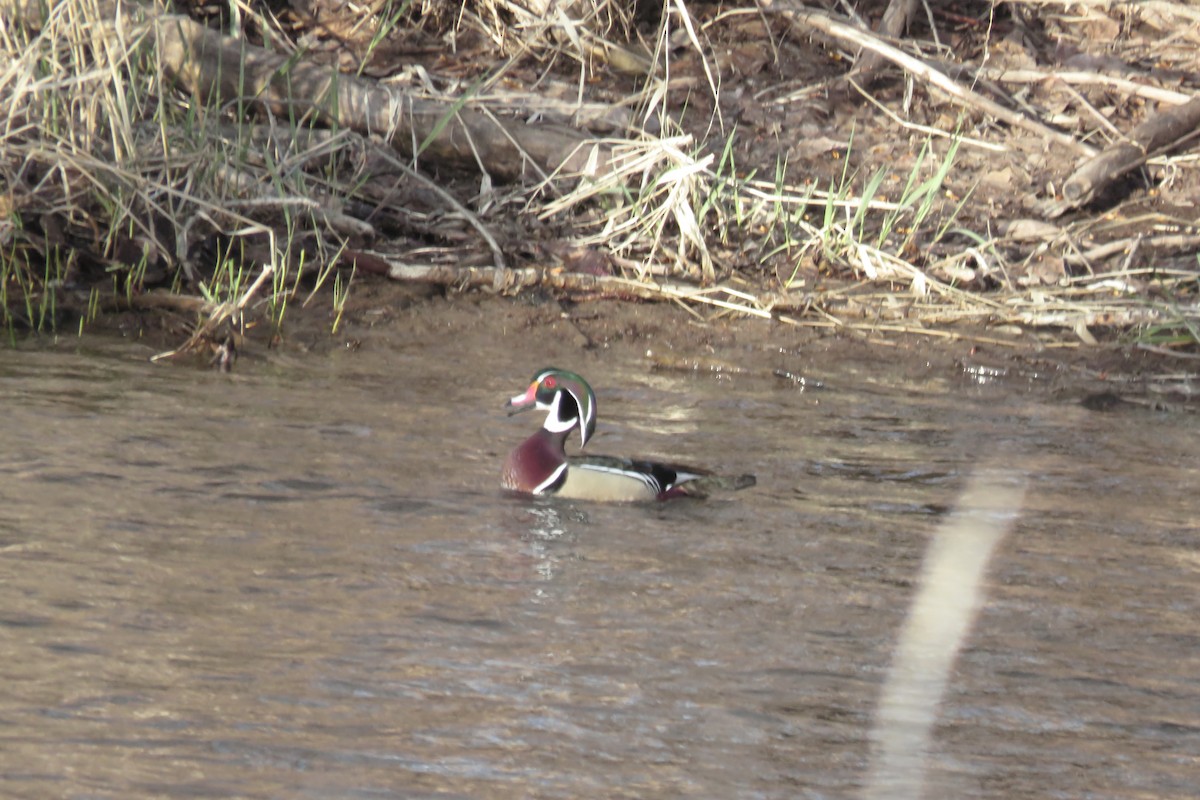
top-left (80, 281), bottom-right (1194, 416)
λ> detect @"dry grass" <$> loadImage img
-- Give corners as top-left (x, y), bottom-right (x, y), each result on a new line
top-left (0, 1), bottom-right (359, 346)
top-left (1, 0), bottom-right (1198, 356)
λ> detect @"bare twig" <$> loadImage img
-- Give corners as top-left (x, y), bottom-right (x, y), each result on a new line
top-left (369, 145), bottom-right (508, 270)
top-left (976, 68), bottom-right (1194, 107)
top-left (757, 1), bottom-right (1095, 157)
top-left (848, 79), bottom-right (1008, 152)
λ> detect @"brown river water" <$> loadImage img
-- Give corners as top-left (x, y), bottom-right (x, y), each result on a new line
top-left (1, 299), bottom-right (1197, 799)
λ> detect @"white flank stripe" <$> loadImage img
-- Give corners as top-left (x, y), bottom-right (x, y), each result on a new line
top-left (578, 463), bottom-right (660, 493)
top-left (533, 463), bottom-right (568, 494)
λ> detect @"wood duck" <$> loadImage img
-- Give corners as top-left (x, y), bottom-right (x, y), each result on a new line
top-left (501, 367), bottom-right (756, 502)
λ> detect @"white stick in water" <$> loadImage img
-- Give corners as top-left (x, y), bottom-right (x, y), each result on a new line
top-left (863, 469), bottom-right (1026, 800)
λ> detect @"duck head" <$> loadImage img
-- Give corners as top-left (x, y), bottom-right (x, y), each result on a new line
top-left (506, 367), bottom-right (597, 449)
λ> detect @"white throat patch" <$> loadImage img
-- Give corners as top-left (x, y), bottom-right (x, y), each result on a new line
top-left (542, 391), bottom-right (577, 434)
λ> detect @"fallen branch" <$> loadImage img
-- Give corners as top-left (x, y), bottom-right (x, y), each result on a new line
top-left (1064, 234), bottom-right (1200, 266)
top-left (357, 249), bottom-right (1188, 343)
top-left (4, 0), bottom-right (618, 183)
top-left (976, 67), bottom-right (1193, 107)
top-left (156, 12), bottom-right (618, 183)
top-left (756, 0), bottom-right (1094, 157)
top-left (364, 255), bottom-right (765, 309)
top-left (1059, 94), bottom-right (1200, 210)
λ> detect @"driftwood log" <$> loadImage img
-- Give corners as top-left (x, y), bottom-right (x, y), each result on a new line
top-left (1060, 94), bottom-right (1200, 210)
top-left (3, 0), bottom-right (617, 183)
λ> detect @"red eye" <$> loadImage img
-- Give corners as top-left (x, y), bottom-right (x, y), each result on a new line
top-left (544, 376), bottom-right (557, 388)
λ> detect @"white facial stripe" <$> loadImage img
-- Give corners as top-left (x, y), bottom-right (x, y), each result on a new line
top-left (542, 391), bottom-right (577, 434)
top-left (578, 394), bottom-right (594, 448)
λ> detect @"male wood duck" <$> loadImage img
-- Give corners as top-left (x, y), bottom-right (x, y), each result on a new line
top-left (501, 367), bottom-right (756, 502)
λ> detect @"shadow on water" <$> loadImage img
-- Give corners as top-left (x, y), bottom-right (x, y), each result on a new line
top-left (0, 330), bottom-right (1197, 798)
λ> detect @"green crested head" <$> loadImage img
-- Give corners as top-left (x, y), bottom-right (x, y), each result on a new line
top-left (506, 367), bottom-right (597, 448)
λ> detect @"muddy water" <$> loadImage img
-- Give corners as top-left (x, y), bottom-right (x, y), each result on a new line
top-left (1, 312), bottom-right (1197, 799)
